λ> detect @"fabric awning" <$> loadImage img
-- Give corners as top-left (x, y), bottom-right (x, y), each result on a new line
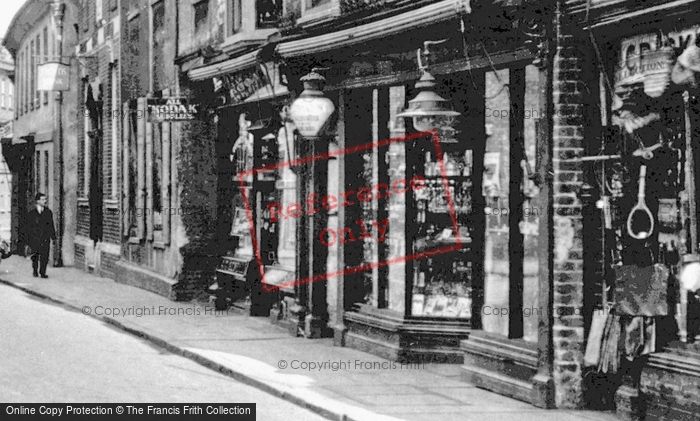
top-left (276, 0), bottom-right (464, 58)
top-left (188, 49), bottom-right (261, 81)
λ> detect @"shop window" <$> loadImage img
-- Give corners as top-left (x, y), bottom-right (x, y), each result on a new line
top-left (522, 65), bottom-right (542, 342)
top-left (387, 85), bottom-right (406, 312)
top-left (230, 113), bottom-right (254, 255)
top-left (276, 118), bottom-right (297, 269)
top-left (482, 69), bottom-right (511, 336)
top-left (480, 66), bottom-right (536, 339)
top-left (579, 35), bottom-right (700, 351)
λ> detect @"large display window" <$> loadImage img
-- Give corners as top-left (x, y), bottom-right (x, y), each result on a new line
top-left (343, 63), bottom-right (544, 326)
top-left (480, 65), bottom-right (542, 340)
top-left (348, 79), bottom-right (477, 319)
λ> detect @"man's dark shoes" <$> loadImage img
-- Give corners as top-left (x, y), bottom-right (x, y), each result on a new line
top-left (40, 274), bottom-right (48, 279)
top-left (33, 272), bottom-right (38, 277)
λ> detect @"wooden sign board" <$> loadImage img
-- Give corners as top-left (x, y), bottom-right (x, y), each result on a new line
top-left (37, 62), bottom-right (70, 91)
top-left (147, 97), bottom-right (198, 122)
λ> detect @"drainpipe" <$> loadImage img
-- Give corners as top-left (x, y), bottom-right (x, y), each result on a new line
top-left (53, 0), bottom-right (65, 267)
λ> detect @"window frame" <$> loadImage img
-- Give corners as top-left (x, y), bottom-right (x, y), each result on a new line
top-left (193, 0), bottom-right (210, 43)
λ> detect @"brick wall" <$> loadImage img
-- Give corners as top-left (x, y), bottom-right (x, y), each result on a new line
top-left (101, 250), bottom-right (119, 278)
top-left (103, 208), bottom-right (121, 243)
top-left (75, 243), bottom-right (86, 268)
top-left (77, 205), bottom-right (90, 237)
top-left (76, 0), bottom-right (121, 256)
top-left (551, 7), bottom-right (589, 409)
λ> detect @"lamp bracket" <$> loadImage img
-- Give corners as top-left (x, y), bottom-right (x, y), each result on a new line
top-left (418, 39), bottom-right (448, 72)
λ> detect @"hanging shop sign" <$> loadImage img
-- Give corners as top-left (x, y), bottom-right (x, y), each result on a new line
top-left (147, 97), bottom-right (198, 122)
top-left (213, 66), bottom-right (269, 106)
top-left (615, 26), bottom-right (700, 97)
top-left (37, 62), bottom-right (70, 91)
top-left (0, 121), bottom-right (12, 140)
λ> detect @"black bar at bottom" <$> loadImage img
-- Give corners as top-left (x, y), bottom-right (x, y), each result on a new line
top-left (3, 404), bottom-right (256, 420)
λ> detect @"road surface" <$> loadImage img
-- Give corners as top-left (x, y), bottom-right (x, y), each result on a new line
top-left (0, 283), bottom-right (328, 420)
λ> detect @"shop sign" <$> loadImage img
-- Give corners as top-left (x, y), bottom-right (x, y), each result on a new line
top-left (147, 97), bottom-right (198, 122)
top-left (37, 62), bottom-right (70, 91)
top-left (0, 121), bottom-right (12, 139)
top-left (616, 26), bottom-right (700, 97)
top-left (214, 67), bottom-right (269, 106)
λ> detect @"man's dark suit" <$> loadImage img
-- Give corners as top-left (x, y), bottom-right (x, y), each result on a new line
top-left (27, 207), bottom-right (56, 277)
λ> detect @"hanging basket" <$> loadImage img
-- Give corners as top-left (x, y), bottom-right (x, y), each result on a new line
top-left (641, 46), bottom-right (674, 98)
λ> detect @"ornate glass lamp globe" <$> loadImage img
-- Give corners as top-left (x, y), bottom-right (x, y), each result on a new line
top-left (397, 70), bottom-right (460, 143)
top-left (289, 69), bottom-right (336, 138)
top-left (681, 254), bottom-right (700, 293)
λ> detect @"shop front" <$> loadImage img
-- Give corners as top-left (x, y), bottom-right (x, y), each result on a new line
top-left (184, 54), bottom-right (299, 317)
top-left (271, 0), bottom-right (552, 362)
top-left (566, 1), bottom-right (700, 418)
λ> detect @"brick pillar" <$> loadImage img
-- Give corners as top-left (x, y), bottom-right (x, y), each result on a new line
top-left (551, 8), bottom-right (588, 409)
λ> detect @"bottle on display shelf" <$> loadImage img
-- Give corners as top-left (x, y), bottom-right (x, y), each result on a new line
top-left (464, 150), bottom-right (472, 176)
top-left (446, 155), bottom-right (457, 176)
top-left (425, 151), bottom-right (432, 176)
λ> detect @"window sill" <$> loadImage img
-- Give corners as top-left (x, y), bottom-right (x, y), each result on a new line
top-left (104, 199), bottom-right (119, 209)
top-left (220, 28), bottom-right (280, 56)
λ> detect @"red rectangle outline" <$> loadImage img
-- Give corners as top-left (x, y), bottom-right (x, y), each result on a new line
top-left (237, 130), bottom-right (462, 292)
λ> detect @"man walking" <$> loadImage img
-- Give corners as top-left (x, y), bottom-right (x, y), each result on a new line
top-left (26, 193), bottom-right (56, 278)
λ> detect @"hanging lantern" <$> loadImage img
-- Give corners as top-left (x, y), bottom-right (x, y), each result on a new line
top-left (289, 69), bottom-right (335, 139)
top-left (680, 254), bottom-right (700, 293)
top-left (397, 70), bottom-right (460, 143)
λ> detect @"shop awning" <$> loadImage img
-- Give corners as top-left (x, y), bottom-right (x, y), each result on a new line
top-left (188, 49), bottom-right (261, 81)
top-left (276, 0), bottom-right (466, 58)
top-left (243, 62), bottom-right (290, 103)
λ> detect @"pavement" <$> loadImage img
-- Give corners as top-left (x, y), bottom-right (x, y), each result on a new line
top-left (0, 255), bottom-right (620, 421)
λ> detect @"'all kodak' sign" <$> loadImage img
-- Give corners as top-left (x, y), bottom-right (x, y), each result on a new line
top-left (147, 97), bottom-right (198, 122)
